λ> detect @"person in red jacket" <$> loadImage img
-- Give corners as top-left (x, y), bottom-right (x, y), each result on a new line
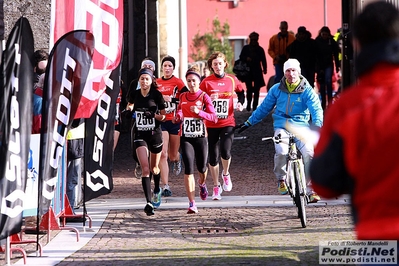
top-left (310, 1), bottom-right (399, 242)
top-left (200, 52), bottom-right (245, 201)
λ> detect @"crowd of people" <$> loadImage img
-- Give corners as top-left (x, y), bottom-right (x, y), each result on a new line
top-left (266, 21), bottom-right (341, 111)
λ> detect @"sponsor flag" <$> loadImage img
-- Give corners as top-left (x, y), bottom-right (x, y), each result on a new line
top-left (0, 17), bottom-right (34, 239)
top-left (84, 64), bottom-right (121, 201)
top-left (50, 0), bottom-right (123, 118)
top-left (38, 30), bottom-right (94, 215)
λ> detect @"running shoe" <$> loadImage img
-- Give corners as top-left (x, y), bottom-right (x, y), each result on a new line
top-left (144, 202), bottom-right (154, 216)
top-left (278, 180), bottom-right (288, 195)
top-left (212, 184), bottom-right (223, 200)
top-left (199, 183), bottom-right (208, 200)
top-left (187, 201), bottom-right (198, 214)
top-left (308, 193), bottom-right (321, 203)
top-left (152, 188), bottom-right (162, 208)
top-left (161, 184), bottom-right (172, 197)
top-left (172, 154), bottom-right (182, 176)
top-left (134, 163), bottom-right (142, 179)
top-left (222, 173), bottom-right (232, 191)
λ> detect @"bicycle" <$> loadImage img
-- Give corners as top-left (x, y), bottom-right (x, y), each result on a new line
top-left (262, 133), bottom-right (308, 228)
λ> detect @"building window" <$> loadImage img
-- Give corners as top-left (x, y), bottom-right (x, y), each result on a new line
top-left (228, 37), bottom-right (247, 60)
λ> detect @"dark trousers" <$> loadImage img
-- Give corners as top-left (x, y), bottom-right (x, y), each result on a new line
top-left (66, 158), bottom-right (81, 210)
top-left (274, 64), bottom-right (284, 84)
top-left (301, 68), bottom-right (315, 89)
top-left (245, 80), bottom-right (261, 111)
top-left (317, 66), bottom-right (333, 110)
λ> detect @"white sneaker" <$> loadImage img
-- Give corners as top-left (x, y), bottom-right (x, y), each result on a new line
top-left (222, 173), bottom-right (232, 191)
top-left (212, 184), bottom-right (223, 200)
top-left (172, 154), bottom-right (182, 176)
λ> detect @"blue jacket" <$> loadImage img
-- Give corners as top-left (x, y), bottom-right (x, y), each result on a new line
top-left (246, 76), bottom-right (323, 129)
top-left (32, 92), bottom-right (42, 134)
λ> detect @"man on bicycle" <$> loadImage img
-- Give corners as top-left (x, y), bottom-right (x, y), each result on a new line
top-left (238, 58), bottom-right (323, 203)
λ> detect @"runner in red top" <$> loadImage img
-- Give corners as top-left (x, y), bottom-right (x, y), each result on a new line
top-left (174, 66), bottom-right (217, 213)
top-left (156, 56), bottom-right (188, 197)
top-left (200, 52), bottom-right (245, 200)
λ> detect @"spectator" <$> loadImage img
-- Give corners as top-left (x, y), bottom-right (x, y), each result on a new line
top-left (32, 74), bottom-right (45, 134)
top-left (31, 50), bottom-right (49, 134)
top-left (310, 1), bottom-right (399, 242)
top-left (315, 26), bottom-right (340, 110)
top-left (287, 26), bottom-right (317, 88)
top-left (33, 49), bottom-right (48, 86)
top-left (268, 21), bottom-right (295, 84)
top-left (239, 31), bottom-right (267, 111)
top-left (200, 65), bottom-right (211, 82)
top-left (66, 119), bottom-right (85, 221)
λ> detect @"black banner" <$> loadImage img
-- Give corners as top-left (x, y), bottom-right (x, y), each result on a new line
top-left (0, 17), bottom-right (34, 240)
top-left (84, 65), bottom-right (121, 201)
top-left (38, 30), bottom-right (94, 215)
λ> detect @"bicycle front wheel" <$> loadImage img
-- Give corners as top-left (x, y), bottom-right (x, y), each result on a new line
top-left (294, 162), bottom-right (307, 228)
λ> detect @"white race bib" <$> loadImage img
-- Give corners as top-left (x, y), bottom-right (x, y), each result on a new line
top-left (212, 99), bottom-right (229, 119)
top-left (135, 111), bottom-right (155, 131)
top-left (183, 117), bottom-right (205, 138)
top-left (164, 101), bottom-right (176, 114)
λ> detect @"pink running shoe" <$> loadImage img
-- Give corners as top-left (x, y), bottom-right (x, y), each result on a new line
top-left (222, 173), bottom-right (232, 191)
top-left (187, 201), bottom-right (198, 214)
top-left (199, 183), bottom-right (208, 200)
top-left (212, 184), bottom-right (223, 200)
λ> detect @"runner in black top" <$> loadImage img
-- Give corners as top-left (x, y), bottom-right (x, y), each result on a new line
top-left (126, 67), bottom-right (166, 216)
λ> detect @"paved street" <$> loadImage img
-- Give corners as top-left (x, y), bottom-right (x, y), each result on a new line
top-left (9, 110), bottom-right (356, 265)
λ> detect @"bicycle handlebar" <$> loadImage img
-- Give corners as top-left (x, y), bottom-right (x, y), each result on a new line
top-left (262, 133), bottom-right (294, 144)
top-left (261, 136), bottom-right (277, 141)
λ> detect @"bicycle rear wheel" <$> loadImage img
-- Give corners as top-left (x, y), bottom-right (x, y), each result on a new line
top-left (294, 162), bottom-right (307, 228)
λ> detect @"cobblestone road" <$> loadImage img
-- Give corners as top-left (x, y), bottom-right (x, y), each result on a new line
top-left (9, 110), bottom-right (356, 265)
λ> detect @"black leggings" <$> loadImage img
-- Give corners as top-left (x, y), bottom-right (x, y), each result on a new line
top-left (180, 137), bottom-right (208, 175)
top-left (207, 126), bottom-right (234, 167)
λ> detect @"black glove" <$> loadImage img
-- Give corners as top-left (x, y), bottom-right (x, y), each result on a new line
top-left (143, 111), bottom-right (155, 119)
top-left (171, 97), bottom-right (179, 104)
top-left (235, 122), bottom-right (250, 134)
top-left (238, 125), bottom-right (249, 134)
